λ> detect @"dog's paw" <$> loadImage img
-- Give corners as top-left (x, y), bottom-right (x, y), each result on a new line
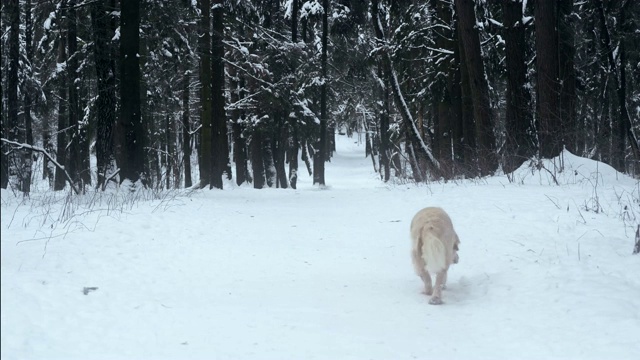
top-left (429, 297), bottom-right (443, 305)
top-left (423, 288), bottom-right (433, 296)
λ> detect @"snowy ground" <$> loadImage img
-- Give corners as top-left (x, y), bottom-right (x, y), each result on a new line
top-left (2, 134), bottom-right (639, 360)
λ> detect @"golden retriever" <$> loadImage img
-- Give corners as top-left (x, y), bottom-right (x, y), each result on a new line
top-left (410, 207), bottom-right (460, 305)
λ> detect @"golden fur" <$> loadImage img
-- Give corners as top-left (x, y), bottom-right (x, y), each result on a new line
top-left (410, 207), bottom-right (460, 305)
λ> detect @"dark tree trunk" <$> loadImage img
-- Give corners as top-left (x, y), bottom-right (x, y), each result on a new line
top-left (118, 0), bottom-right (145, 185)
top-left (502, 0), bottom-right (536, 173)
top-left (455, 0), bottom-right (498, 175)
top-left (596, 1), bottom-right (639, 171)
top-left (7, 0), bottom-right (21, 190)
top-left (263, 133), bottom-right (276, 187)
top-left (0, 1), bottom-right (6, 189)
top-left (0, 8), bottom-right (9, 189)
top-left (182, 63), bottom-right (192, 188)
top-left (198, 0), bottom-right (212, 188)
top-left (251, 129), bottom-right (266, 189)
top-left (457, 25), bottom-right (476, 171)
top-left (535, 0), bottom-right (562, 158)
top-left (273, 117), bottom-right (289, 188)
top-left (288, 0), bottom-right (300, 189)
top-left (54, 3), bottom-right (68, 191)
top-left (91, 0), bottom-right (117, 190)
top-left (67, 0), bottom-right (82, 187)
top-left (313, 0), bottom-right (329, 185)
top-left (558, 0), bottom-right (576, 154)
top-left (433, 0), bottom-right (457, 178)
top-left (211, 0), bottom-right (229, 189)
top-left (377, 64), bottom-right (390, 182)
top-left (22, 0), bottom-right (34, 194)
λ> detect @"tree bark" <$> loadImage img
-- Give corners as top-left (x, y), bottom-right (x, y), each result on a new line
top-left (313, 0), bottom-right (329, 185)
top-left (67, 0), bottom-right (82, 187)
top-left (198, 0), bottom-right (212, 188)
top-left (0, 1), bottom-right (6, 189)
top-left (535, 0), bottom-right (562, 159)
top-left (118, 0), bottom-right (145, 185)
top-left (182, 64), bottom-right (192, 188)
top-left (251, 129), bottom-right (266, 189)
top-left (7, 0), bottom-right (22, 190)
top-left (91, 0), bottom-right (117, 190)
top-left (211, 0), bottom-right (229, 189)
top-left (502, 0), bottom-right (536, 173)
top-left (22, 0), bottom-right (34, 194)
top-left (54, 3), bottom-right (68, 191)
top-left (558, 0), bottom-right (576, 154)
top-left (455, 0), bottom-right (498, 175)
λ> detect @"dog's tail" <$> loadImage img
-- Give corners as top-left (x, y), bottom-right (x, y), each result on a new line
top-left (420, 228), bottom-right (447, 274)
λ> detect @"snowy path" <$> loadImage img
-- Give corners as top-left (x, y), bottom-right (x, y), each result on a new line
top-left (2, 135), bottom-right (639, 360)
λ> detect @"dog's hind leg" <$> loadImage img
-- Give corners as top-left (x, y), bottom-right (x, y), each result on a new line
top-left (412, 249), bottom-right (433, 295)
top-left (429, 270), bottom-right (447, 305)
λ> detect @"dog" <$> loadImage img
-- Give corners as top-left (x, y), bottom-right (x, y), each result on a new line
top-left (410, 207), bottom-right (460, 305)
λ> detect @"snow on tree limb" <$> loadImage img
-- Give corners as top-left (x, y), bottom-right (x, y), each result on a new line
top-left (370, 2), bottom-right (440, 174)
top-left (1, 138), bottom-right (80, 195)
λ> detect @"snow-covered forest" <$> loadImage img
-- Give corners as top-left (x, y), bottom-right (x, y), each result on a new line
top-left (2, 1), bottom-right (640, 359)
top-left (0, 0), bottom-right (639, 191)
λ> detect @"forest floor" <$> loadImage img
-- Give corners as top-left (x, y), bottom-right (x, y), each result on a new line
top-left (2, 134), bottom-right (639, 360)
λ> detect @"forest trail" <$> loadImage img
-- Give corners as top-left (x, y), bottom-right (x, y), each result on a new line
top-left (2, 134), bottom-right (639, 360)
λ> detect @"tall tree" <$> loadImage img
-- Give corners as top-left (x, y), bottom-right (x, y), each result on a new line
top-left (211, 0), bottom-right (229, 189)
top-left (197, 0), bottom-right (212, 188)
top-left (67, 0), bottom-right (82, 187)
top-left (91, 0), bottom-right (117, 190)
top-left (455, 0), bottom-right (498, 175)
top-left (6, 0), bottom-right (21, 190)
top-left (502, 0), bottom-right (535, 173)
top-left (54, 2), bottom-right (68, 191)
top-left (558, 0), bottom-right (576, 154)
top-left (313, 0), bottom-right (329, 186)
top-left (118, 0), bottom-right (146, 184)
top-left (371, 0), bottom-right (440, 180)
top-left (22, 0), bottom-right (35, 193)
top-left (534, 0), bottom-right (562, 158)
top-left (0, 1), bottom-right (5, 189)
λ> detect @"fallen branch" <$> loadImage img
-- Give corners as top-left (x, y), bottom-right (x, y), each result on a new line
top-left (1, 138), bottom-right (80, 195)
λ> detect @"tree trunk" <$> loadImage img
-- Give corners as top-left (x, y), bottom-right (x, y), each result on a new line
top-left (118, 0), bottom-right (145, 185)
top-left (558, 0), bottom-right (576, 154)
top-left (313, 0), bottom-right (329, 185)
top-left (0, 2), bottom-right (6, 189)
top-left (455, 0), bottom-right (498, 175)
top-left (457, 25), bottom-right (476, 172)
top-left (288, 0), bottom-right (300, 189)
top-left (92, 0), bottom-right (117, 190)
top-left (22, 0), bottom-right (34, 194)
top-left (502, 0), bottom-right (536, 173)
top-left (251, 129), bottom-right (266, 189)
top-left (535, 0), bottom-right (562, 159)
top-left (198, 0), bottom-right (212, 188)
top-left (54, 3), bottom-right (68, 191)
top-left (67, 0), bottom-right (82, 188)
top-left (7, 0), bottom-right (22, 191)
top-left (211, 0), bottom-right (229, 189)
top-left (433, 0), bottom-right (457, 178)
top-left (377, 64), bottom-right (390, 182)
top-left (182, 63), bottom-right (192, 188)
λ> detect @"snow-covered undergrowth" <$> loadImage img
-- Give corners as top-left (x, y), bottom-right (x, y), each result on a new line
top-left (2, 135), bottom-right (639, 360)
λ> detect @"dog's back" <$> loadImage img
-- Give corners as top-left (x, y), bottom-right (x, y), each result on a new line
top-left (410, 207), bottom-right (460, 304)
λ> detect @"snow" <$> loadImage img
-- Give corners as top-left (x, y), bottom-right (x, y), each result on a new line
top-left (2, 134), bottom-right (640, 360)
